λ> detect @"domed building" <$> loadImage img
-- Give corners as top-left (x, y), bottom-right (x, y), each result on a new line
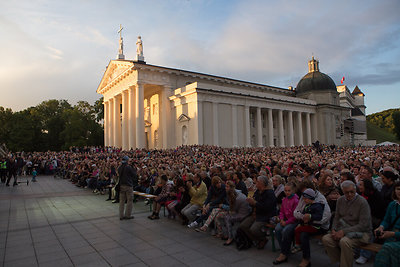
top-left (97, 35), bottom-right (370, 149)
top-left (294, 57), bottom-right (368, 146)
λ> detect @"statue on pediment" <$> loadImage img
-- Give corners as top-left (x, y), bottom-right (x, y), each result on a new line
top-left (135, 36), bottom-right (145, 62)
top-left (136, 36), bottom-right (143, 57)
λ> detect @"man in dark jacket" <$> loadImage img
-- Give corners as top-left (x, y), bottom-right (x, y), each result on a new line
top-left (117, 156), bottom-right (138, 220)
top-left (6, 157), bottom-right (18, 186)
top-left (239, 175), bottom-right (277, 249)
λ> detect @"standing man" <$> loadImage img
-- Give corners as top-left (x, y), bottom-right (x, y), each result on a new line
top-left (6, 157), bottom-right (18, 186)
top-left (117, 156), bottom-right (137, 220)
top-left (0, 157), bottom-right (7, 183)
top-left (322, 180), bottom-right (372, 267)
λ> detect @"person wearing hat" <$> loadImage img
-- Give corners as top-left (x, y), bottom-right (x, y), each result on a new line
top-left (292, 188), bottom-right (325, 267)
top-left (280, 181), bottom-right (331, 266)
top-left (117, 156), bottom-right (138, 220)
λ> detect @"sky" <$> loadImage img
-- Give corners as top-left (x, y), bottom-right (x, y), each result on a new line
top-left (0, 0), bottom-right (399, 115)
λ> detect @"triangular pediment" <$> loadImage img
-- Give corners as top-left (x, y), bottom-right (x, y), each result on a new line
top-left (97, 60), bottom-right (134, 93)
top-left (178, 114), bottom-right (190, 122)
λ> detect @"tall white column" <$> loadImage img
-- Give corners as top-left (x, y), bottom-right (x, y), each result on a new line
top-left (161, 86), bottom-right (172, 148)
top-left (212, 102), bottom-right (219, 146)
top-left (103, 101), bottom-right (108, 147)
top-left (113, 95), bottom-right (122, 148)
top-left (135, 83), bottom-right (145, 149)
top-left (244, 106), bottom-right (251, 147)
top-left (268, 108), bottom-right (274, 147)
top-left (121, 90), bottom-right (129, 150)
top-left (287, 110), bottom-right (294, 147)
top-left (311, 113), bottom-right (317, 143)
top-left (232, 104), bottom-right (238, 147)
top-left (109, 98), bottom-right (115, 147)
top-left (128, 86), bottom-right (136, 149)
top-left (306, 112), bottom-right (312, 145)
top-left (108, 100), bottom-right (113, 147)
top-left (256, 107), bottom-right (263, 147)
top-left (297, 112), bottom-right (303, 146)
top-left (278, 109), bottom-right (285, 147)
top-left (196, 100), bottom-right (203, 145)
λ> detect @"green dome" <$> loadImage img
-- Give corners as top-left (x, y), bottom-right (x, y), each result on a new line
top-left (296, 71), bottom-right (337, 94)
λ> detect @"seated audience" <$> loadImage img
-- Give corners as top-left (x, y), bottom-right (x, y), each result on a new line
top-left (322, 181), bottom-right (372, 267)
top-left (181, 173), bottom-right (207, 224)
top-left (216, 180), bottom-right (251, 245)
top-left (380, 167), bottom-right (397, 210)
top-left (239, 175), bottom-right (277, 250)
top-left (272, 175), bottom-right (286, 208)
top-left (293, 188), bottom-right (325, 267)
top-left (189, 176), bottom-right (227, 228)
top-left (273, 182), bottom-right (299, 265)
top-left (318, 169), bottom-right (341, 212)
top-left (374, 181), bottom-right (400, 267)
top-left (234, 171), bottom-right (248, 196)
top-left (148, 175), bottom-right (171, 220)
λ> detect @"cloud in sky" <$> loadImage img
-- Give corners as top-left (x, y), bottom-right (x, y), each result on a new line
top-left (0, 0), bottom-right (399, 114)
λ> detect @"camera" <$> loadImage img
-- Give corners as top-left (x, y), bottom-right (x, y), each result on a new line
top-left (376, 230), bottom-right (382, 237)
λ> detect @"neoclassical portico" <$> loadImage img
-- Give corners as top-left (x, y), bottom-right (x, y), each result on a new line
top-left (97, 32), bottom-right (368, 149)
top-left (99, 61), bottom-right (320, 150)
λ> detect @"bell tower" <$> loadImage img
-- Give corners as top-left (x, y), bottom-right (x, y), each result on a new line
top-left (308, 56), bottom-right (319, 72)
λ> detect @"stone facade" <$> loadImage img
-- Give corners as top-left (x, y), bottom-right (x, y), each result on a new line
top-left (97, 57), bottom-right (368, 149)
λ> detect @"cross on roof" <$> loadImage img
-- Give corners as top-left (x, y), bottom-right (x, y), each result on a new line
top-left (118, 24), bottom-right (123, 38)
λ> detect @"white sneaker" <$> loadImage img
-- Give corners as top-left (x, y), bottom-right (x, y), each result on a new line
top-left (355, 256), bottom-right (368, 264)
top-left (291, 245), bottom-right (301, 254)
top-left (187, 221), bottom-right (198, 228)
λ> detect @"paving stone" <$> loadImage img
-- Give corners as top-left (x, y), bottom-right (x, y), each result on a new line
top-left (103, 252), bottom-right (141, 266)
top-left (65, 245), bottom-right (96, 257)
top-left (171, 250), bottom-right (204, 264)
top-left (4, 256), bottom-right (38, 267)
top-left (38, 257), bottom-right (73, 267)
top-left (0, 176), bottom-right (376, 267)
top-left (143, 255), bottom-right (186, 267)
top-left (36, 250), bottom-right (69, 264)
top-left (133, 247), bottom-right (167, 261)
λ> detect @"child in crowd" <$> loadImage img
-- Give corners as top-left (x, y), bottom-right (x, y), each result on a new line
top-left (166, 179), bottom-right (185, 219)
top-left (293, 188), bottom-right (324, 267)
top-left (31, 168), bottom-right (37, 182)
top-left (273, 182), bottom-right (299, 265)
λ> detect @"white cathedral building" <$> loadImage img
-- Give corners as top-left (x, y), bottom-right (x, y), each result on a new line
top-left (97, 33), bottom-right (369, 150)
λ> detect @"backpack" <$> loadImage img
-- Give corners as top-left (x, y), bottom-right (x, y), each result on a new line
top-left (235, 228), bottom-right (252, 250)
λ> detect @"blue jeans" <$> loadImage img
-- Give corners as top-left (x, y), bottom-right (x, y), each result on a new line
top-left (359, 234), bottom-right (374, 259)
top-left (299, 228), bottom-right (325, 260)
top-left (275, 222), bottom-right (298, 256)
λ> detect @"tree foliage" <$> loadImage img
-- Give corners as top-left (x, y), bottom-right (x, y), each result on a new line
top-left (367, 108), bottom-right (400, 134)
top-left (0, 98), bottom-right (104, 152)
top-left (392, 111), bottom-right (400, 140)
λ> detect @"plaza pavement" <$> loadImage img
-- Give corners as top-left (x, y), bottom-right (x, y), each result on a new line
top-left (0, 176), bottom-right (375, 267)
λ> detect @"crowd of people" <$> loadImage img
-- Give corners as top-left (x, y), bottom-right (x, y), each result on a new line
top-left (1, 144), bottom-right (400, 267)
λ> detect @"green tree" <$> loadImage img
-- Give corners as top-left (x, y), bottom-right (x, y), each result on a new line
top-left (94, 97), bottom-right (104, 123)
top-left (60, 101), bottom-right (103, 150)
top-left (8, 108), bottom-right (44, 152)
top-left (0, 107), bottom-right (13, 146)
top-left (367, 108), bottom-right (400, 134)
top-left (0, 99), bottom-right (103, 152)
top-left (33, 99), bottom-right (71, 151)
top-left (393, 111), bottom-right (400, 140)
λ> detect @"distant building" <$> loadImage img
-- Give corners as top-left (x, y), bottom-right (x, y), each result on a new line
top-left (97, 37), bottom-right (369, 149)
